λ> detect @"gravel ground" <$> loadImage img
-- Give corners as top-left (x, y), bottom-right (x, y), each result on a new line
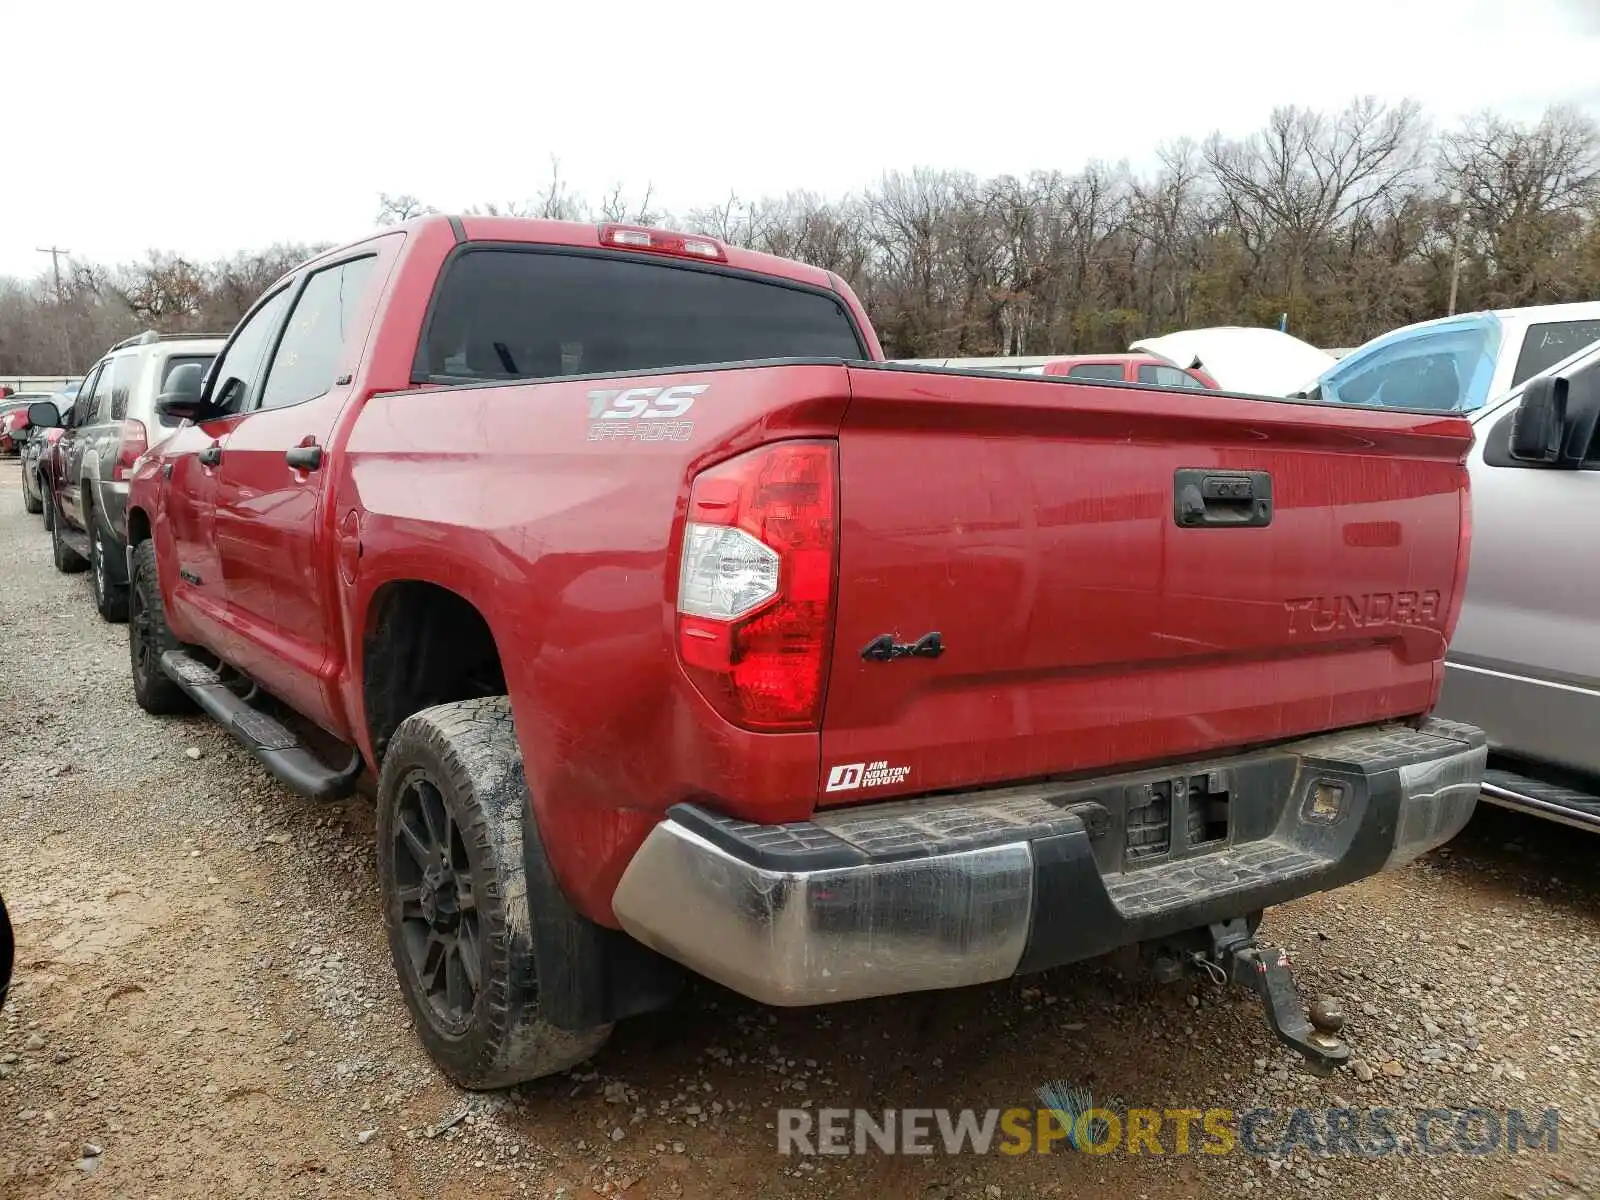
top-left (2, 467), bottom-right (1598, 1200)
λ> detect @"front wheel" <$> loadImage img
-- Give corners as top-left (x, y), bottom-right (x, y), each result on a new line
top-left (128, 541), bottom-right (192, 714)
top-left (376, 697), bottom-right (612, 1089)
top-left (90, 521), bottom-right (130, 623)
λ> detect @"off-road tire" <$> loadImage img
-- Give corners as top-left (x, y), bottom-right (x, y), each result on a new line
top-left (21, 468), bottom-right (42, 515)
top-left (376, 697), bottom-right (612, 1089)
top-left (128, 541), bottom-right (192, 714)
top-left (90, 515), bottom-right (130, 623)
top-left (0, 890), bottom-right (12, 1012)
top-left (50, 499), bottom-right (87, 574)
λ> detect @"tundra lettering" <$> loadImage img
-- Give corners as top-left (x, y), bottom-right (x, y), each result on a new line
top-left (1283, 591), bottom-right (1443, 634)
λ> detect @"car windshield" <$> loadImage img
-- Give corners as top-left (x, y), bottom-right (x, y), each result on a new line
top-left (1316, 316), bottom-right (1501, 413)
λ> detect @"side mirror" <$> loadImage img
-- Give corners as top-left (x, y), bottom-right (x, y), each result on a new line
top-left (155, 363), bottom-right (210, 424)
top-left (155, 396), bottom-right (207, 423)
top-left (26, 400), bottom-right (62, 429)
top-left (1509, 376), bottom-right (1570, 464)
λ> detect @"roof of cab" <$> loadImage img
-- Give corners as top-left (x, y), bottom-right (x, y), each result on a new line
top-left (309, 214), bottom-right (840, 294)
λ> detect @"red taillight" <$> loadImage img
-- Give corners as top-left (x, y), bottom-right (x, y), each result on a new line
top-left (675, 440), bottom-right (838, 731)
top-left (600, 223), bottom-right (727, 262)
top-left (114, 419), bottom-right (147, 481)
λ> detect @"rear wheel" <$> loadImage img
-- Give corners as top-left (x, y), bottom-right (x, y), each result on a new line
top-left (376, 697), bottom-right (612, 1089)
top-left (41, 488), bottom-right (54, 530)
top-left (90, 517), bottom-right (130, 623)
top-left (128, 541), bottom-right (192, 714)
top-left (50, 499), bottom-right (87, 574)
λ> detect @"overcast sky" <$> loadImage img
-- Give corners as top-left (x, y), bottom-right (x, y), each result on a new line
top-left (3, 0), bottom-right (1598, 279)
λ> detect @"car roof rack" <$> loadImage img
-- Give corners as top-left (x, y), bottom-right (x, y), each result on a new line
top-left (107, 330), bottom-right (232, 352)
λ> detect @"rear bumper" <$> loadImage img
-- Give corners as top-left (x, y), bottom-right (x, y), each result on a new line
top-left (611, 719), bottom-right (1486, 1006)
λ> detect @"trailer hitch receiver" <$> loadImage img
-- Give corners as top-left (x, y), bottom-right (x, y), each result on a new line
top-left (1195, 919), bottom-right (1351, 1074)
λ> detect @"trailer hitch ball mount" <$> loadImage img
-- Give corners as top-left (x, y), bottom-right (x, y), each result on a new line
top-left (1177, 919), bottom-right (1353, 1074)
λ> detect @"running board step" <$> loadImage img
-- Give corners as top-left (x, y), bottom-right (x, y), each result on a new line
top-left (1481, 767), bottom-right (1600, 832)
top-left (159, 650), bottom-right (363, 801)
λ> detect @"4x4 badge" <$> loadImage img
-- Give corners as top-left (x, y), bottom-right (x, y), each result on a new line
top-left (860, 632), bottom-right (944, 662)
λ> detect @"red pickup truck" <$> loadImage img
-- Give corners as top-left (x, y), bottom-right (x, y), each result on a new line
top-left (127, 215), bottom-right (1486, 1088)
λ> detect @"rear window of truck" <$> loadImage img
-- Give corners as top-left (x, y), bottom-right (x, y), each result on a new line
top-left (1064, 362), bottom-right (1125, 381)
top-left (414, 248), bottom-right (867, 382)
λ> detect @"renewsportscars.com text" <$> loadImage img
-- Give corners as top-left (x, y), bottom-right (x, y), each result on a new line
top-left (776, 1106), bottom-right (1560, 1157)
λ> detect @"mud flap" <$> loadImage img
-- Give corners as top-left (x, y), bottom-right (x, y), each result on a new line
top-left (519, 804), bottom-right (685, 1031)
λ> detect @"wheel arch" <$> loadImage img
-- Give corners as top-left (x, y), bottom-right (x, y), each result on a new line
top-left (360, 579), bottom-right (509, 766)
top-left (126, 504), bottom-right (153, 547)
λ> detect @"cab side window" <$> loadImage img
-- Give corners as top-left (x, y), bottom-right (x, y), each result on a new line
top-left (208, 288), bottom-right (294, 415)
top-left (1512, 320), bottom-right (1600, 387)
top-left (1486, 353), bottom-right (1600, 470)
top-left (258, 257), bottom-right (379, 412)
top-left (1066, 363), bottom-right (1126, 381)
top-left (1138, 363), bottom-right (1209, 389)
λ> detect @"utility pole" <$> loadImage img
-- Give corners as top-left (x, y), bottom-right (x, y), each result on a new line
top-left (1446, 194), bottom-right (1466, 317)
top-left (35, 245), bottom-right (70, 300)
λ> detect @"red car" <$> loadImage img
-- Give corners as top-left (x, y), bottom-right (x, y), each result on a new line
top-left (127, 215), bottom-right (1483, 1087)
top-left (0, 393), bottom-right (57, 454)
top-left (1039, 353), bottom-right (1218, 389)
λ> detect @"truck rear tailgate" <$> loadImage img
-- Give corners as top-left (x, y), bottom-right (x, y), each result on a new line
top-left (819, 366), bottom-right (1472, 804)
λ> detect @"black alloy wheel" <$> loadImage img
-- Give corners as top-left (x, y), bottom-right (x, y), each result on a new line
top-left (391, 768), bottom-right (483, 1031)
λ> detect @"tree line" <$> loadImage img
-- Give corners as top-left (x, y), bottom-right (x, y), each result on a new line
top-left (4, 97), bottom-right (1597, 374)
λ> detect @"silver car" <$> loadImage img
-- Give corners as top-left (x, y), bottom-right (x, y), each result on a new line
top-left (1436, 338), bottom-right (1600, 829)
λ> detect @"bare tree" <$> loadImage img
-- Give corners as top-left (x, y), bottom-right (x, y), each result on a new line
top-left (1441, 106), bottom-right (1600, 305)
top-left (6, 96), bottom-right (1600, 374)
top-left (376, 193), bottom-right (435, 225)
top-left (1205, 98), bottom-right (1426, 313)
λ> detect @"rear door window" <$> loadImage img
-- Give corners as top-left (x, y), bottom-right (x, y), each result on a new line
top-left (416, 249), bottom-right (866, 381)
top-left (1064, 362), bottom-right (1126, 381)
top-left (1511, 319), bottom-right (1600, 387)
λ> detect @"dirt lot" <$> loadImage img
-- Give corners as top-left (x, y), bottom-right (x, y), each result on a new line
top-left (1, 468), bottom-right (1598, 1200)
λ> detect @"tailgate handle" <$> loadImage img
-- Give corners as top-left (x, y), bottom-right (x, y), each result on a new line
top-left (1174, 469), bottom-right (1273, 528)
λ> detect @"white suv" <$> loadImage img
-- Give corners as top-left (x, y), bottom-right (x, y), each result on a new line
top-left (33, 331), bottom-right (226, 620)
